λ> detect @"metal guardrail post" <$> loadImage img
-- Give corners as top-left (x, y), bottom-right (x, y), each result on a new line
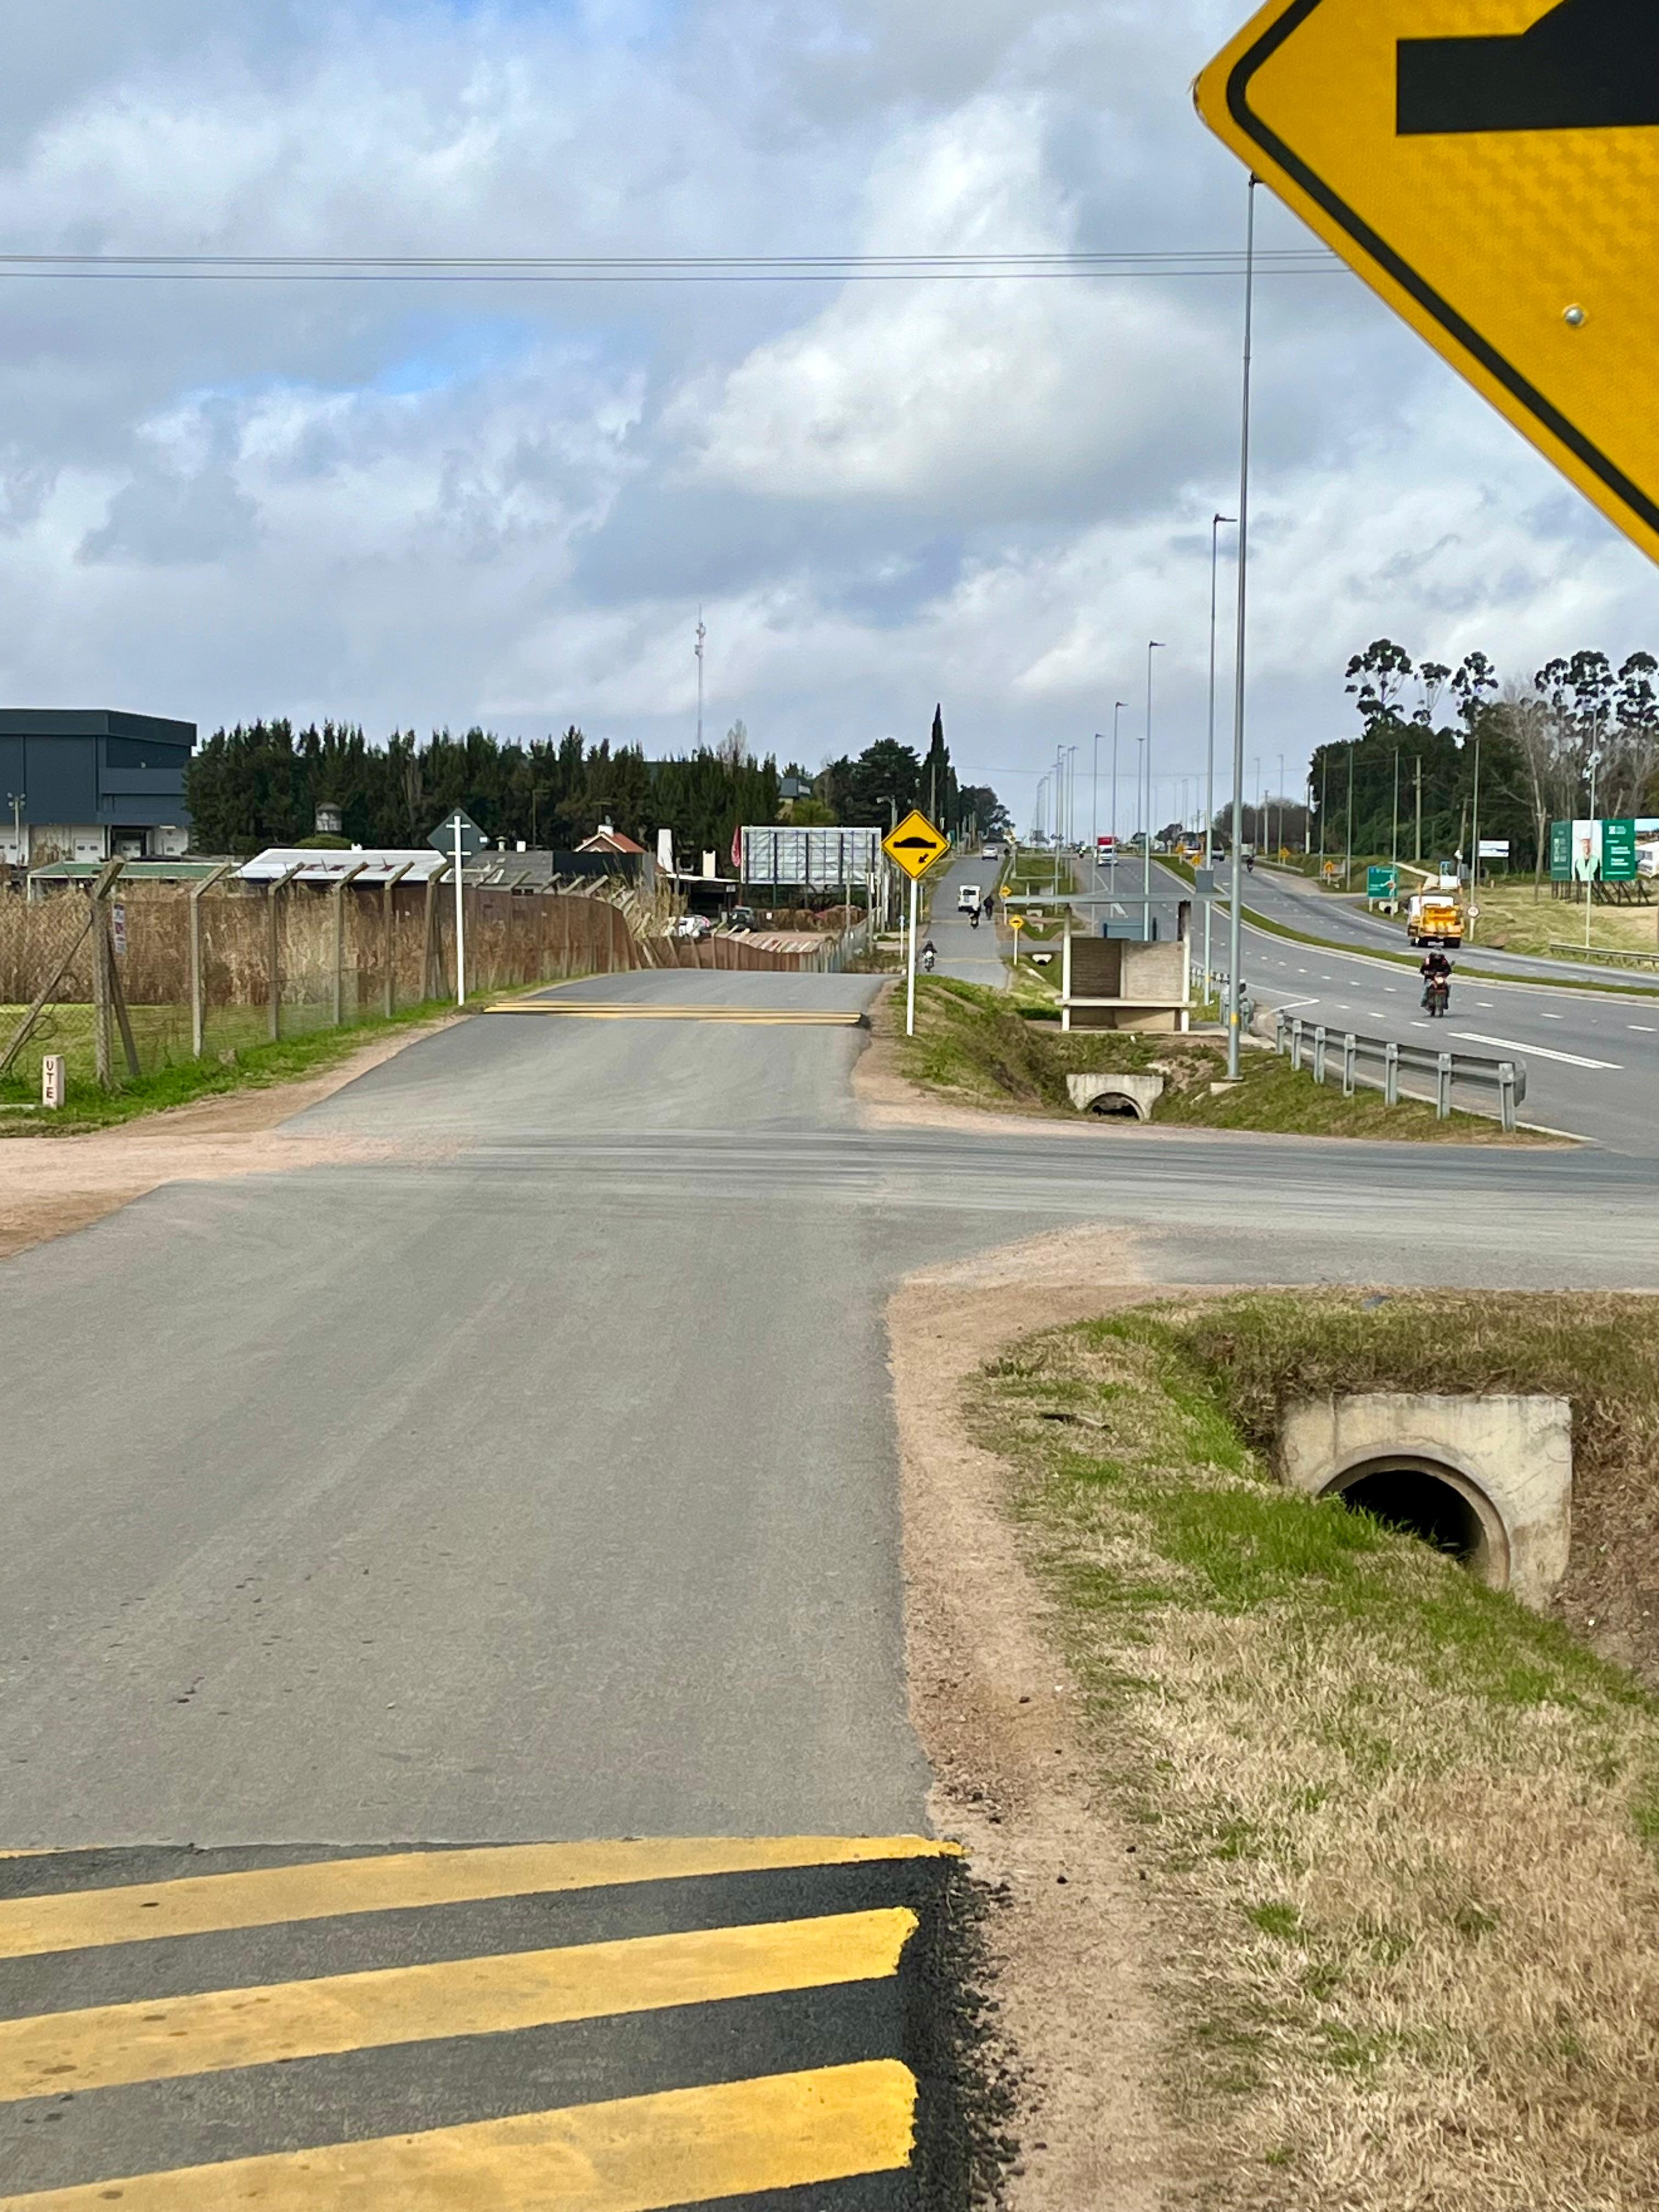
top-left (1498, 1061), bottom-right (1517, 1132)
top-left (1312, 1024), bottom-right (1327, 1085)
top-left (1291, 1017), bottom-right (1304, 1071)
top-left (1384, 1040), bottom-right (1400, 1107)
top-left (1342, 1030), bottom-right (1356, 1097)
top-left (1275, 1008), bottom-right (1288, 1054)
top-left (1436, 1051), bottom-right (1452, 1120)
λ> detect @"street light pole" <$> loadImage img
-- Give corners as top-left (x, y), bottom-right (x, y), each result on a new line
top-left (1144, 640), bottom-right (1164, 939)
top-left (1225, 176), bottom-right (1256, 1081)
top-left (1110, 701), bottom-right (1126, 889)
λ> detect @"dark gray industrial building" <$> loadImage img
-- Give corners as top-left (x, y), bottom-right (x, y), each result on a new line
top-left (0, 709), bottom-right (195, 867)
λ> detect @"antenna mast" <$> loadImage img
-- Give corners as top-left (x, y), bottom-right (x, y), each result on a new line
top-left (695, 611), bottom-right (706, 749)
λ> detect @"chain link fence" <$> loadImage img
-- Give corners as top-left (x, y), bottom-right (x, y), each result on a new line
top-left (1, 870), bottom-right (849, 1104)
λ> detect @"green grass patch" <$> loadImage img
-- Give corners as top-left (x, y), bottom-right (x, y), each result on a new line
top-left (891, 976), bottom-right (1537, 1142)
top-left (971, 1290), bottom-right (1659, 2205)
top-left (0, 999), bottom-right (455, 1134)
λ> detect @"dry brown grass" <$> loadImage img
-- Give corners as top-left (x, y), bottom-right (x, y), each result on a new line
top-left (973, 1300), bottom-right (1659, 2211)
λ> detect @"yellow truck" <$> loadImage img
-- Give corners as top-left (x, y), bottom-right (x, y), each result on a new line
top-left (1405, 884), bottom-right (1464, 949)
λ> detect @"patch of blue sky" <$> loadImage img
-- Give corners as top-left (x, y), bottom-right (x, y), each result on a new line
top-left (391, 0), bottom-right (681, 50)
top-left (367, 315), bottom-right (542, 397)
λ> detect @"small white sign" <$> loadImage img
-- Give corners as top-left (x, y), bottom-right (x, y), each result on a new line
top-left (41, 1054), bottom-right (65, 1109)
top-left (1476, 839), bottom-right (1510, 859)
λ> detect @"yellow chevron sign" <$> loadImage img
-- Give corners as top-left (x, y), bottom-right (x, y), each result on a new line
top-left (1195, 0), bottom-right (1659, 564)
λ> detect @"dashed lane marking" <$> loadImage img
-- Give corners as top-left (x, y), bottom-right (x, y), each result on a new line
top-left (0, 1840), bottom-right (958, 2209)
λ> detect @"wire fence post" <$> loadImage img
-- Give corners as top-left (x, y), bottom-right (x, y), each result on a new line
top-left (89, 859), bottom-right (125, 1087)
top-left (332, 863), bottom-right (367, 1028)
top-left (189, 862), bottom-right (232, 1057)
top-left (383, 862), bottom-right (412, 1017)
top-left (267, 881), bottom-right (281, 1043)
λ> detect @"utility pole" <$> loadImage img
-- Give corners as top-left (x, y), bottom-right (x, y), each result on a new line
top-left (1390, 748), bottom-right (1399, 866)
top-left (1276, 752), bottom-right (1284, 861)
top-left (1144, 640), bottom-right (1164, 940)
top-left (1226, 177), bottom-right (1255, 1080)
top-left (1414, 755), bottom-right (1423, 864)
top-left (695, 611), bottom-right (706, 751)
top-left (1344, 742), bottom-right (1355, 890)
top-left (1319, 752), bottom-right (1328, 873)
top-left (1467, 723), bottom-right (1482, 940)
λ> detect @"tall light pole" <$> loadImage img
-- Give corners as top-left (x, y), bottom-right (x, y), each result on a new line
top-left (1226, 177), bottom-right (1256, 1081)
top-left (1144, 640), bottom-right (1164, 939)
top-left (1110, 701), bottom-right (1127, 888)
top-left (1276, 751), bottom-right (1285, 862)
top-left (1205, 514), bottom-right (1234, 995)
top-left (1092, 731), bottom-right (1103, 864)
top-left (695, 610), bottom-right (706, 750)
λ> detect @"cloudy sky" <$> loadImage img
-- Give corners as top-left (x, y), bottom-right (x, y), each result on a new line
top-left (0, 0), bottom-right (1652, 826)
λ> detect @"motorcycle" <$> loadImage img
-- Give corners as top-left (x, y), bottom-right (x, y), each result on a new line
top-left (1422, 976), bottom-right (1451, 1017)
top-left (921, 947), bottom-right (936, 973)
top-left (969, 908), bottom-right (980, 929)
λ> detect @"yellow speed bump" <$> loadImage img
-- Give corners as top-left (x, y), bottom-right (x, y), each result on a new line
top-left (485, 1001), bottom-right (864, 1024)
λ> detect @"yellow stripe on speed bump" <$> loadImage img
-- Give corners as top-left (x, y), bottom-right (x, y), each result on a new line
top-left (0, 2060), bottom-right (917, 2212)
top-left (0, 1835), bottom-right (955, 1961)
top-left (484, 1002), bottom-right (863, 1024)
top-left (0, 1908), bottom-right (917, 2103)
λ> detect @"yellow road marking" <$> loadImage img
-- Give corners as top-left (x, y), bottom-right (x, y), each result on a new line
top-left (0, 1836), bottom-right (955, 1962)
top-left (484, 1003), bottom-right (861, 1023)
top-left (0, 2059), bottom-right (916, 2211)
top-left (0, 1908), bottom-right (916, 2103)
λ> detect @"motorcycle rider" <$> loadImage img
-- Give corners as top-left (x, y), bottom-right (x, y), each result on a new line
top-left (921, 937), bottom-right (936, 972)
top-left (1420, 946), bottom-right (1452, 1011)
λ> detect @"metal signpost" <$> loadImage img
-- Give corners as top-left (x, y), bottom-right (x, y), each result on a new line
top-left (428, 809), bottom-right (485, 1005)
top-left (882, 809), bottom-right (950, 1037)
top-left (1195, 0), bottom-right (1659, 568)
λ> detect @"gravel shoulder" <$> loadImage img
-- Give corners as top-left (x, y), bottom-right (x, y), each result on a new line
top-left (890, 1226), bottom-right (1209, 2210)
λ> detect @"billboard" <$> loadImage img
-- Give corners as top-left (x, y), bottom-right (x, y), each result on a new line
top-left (1602, 819), bottom-right (1639, 883)
top-left (1549, 820), bottom-right (1572, 881)
top-left (739, 826), bottom-right (883, 886)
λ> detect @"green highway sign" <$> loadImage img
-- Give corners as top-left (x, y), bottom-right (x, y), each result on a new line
top-left (1602, 818), bottom-right (1638, 883)
top-left (1366, 864), bottom-right (1397, 900)
top-left (1549, 821), bottom-right (1572, 883)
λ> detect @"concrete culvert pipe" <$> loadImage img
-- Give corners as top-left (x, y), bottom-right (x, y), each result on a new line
top-left (1087, 1092), bottom-right (1144, 1119)
top-left (1325, 1459), bottom-right (1500, 1578)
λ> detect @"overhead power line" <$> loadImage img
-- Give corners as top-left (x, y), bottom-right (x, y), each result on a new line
top-left (0, 247), bottom-right (1348, 284)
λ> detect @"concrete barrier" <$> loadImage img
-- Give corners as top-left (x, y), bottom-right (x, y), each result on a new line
top-left (1065, 1071), bottom-right (1165, 1121)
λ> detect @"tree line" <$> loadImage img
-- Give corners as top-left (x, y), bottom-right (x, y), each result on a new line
top-left (1308, 641), bottom-right (1659, 871)
top-left (184, 710), bottom-right (1008, 859)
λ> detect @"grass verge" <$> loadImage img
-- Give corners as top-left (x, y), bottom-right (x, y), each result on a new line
top-left (0, 998), bottom-right (456, 1135)
top-left (892, 977), bottom-right (1539, 1142)
top-left (972, 1290), bottom-right (1659, 2209)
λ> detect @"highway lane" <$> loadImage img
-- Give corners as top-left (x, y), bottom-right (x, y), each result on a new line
top-left (1233, 861), bottom-right (1659, 990)
top-left (922, 850), bottom-right (1005, 987)
top-left (1068, 852), bottom-right (1658, 1152)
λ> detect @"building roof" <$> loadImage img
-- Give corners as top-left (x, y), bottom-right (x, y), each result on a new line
top-left (578, 827), bottom-right (646, 855)
top-left (237, 847), bottom-right (453, 885)
top-left (0, 708), bottom-right (195, 744)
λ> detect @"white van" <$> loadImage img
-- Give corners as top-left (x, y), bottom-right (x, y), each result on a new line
top-left (957, 883), bottom-right (981, 913)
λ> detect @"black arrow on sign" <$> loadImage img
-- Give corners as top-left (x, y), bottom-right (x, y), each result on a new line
top-left (1398, 0), bottom-right (1659, 135)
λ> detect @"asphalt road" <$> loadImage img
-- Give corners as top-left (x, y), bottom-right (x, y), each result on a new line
top-left (1077, 851), bottom-right (1659, 1152)
top-left (4, 961), bottom-right (1657, 2199)
top-left (923, 853), bottom-right (1005, 986)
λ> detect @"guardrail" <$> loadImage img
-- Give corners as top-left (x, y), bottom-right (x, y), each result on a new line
top-left (1547, 940), bottom-right (1659, 970)
top-left (1273, 1011), bottom-right (1527, 1131)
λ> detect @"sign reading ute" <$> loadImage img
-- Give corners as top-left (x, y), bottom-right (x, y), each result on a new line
top-left (1194, 0), bottom-right (1659, 566)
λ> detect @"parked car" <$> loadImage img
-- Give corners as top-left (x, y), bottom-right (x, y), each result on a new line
top-left (728, 905), bottom-right (756, 932)
top-left (671, 913), bottom-right (712, 939)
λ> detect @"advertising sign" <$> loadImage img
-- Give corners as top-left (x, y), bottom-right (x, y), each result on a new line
top-left (1549, 820), bottom-right (1572, 882)
top-left (1602, 818), bottom-right (1638, 882)
top-left (1476, 839), bottom-right (1509, 860)
top-left (1571, 819), bottom-right (1601, 883)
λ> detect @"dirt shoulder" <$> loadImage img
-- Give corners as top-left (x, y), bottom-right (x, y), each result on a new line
top-left (0, 1012), bottom-right (460, 1261)
top-left (890, 1228), bottom-right (1209, 2210)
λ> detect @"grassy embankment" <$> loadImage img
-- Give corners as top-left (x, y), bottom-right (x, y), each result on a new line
top-left (893, 976), bottom-right (1539, 1142)
top-left (0, 998), bottom-right (455, 1135)
top-left (974, 1290), bottom-right (1659, 2209)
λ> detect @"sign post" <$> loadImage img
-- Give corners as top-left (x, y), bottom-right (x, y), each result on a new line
top-left (1008, 912), bottom-right (1026, 970)
top-left (881, 808), bottom-right (950, 1037)
top-left (429, 809), bottom-right (485, 1005)
top-left (1195, 0), bottom-right (1659, 568)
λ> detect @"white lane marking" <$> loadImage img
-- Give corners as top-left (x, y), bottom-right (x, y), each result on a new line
top-left (1539, 1011), bottom-right (1562, 1019)
top-left (1475, 1000), bottom-right (1493, 1008)
top-left (1296, 967), bottom-right (1308, 974)
top-left (1629, 1023), bottom-right (1656, 1032)
top-left (1276, 997), bottom-right (1319, 1012)
top-left (1382, 985), bottom-right (1397, 993)
top-left (1452, 1030), bottom-right (1622, 1070)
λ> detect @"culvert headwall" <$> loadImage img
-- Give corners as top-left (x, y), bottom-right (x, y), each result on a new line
top-left (1278, 1393), bottom-right (1572, 1610)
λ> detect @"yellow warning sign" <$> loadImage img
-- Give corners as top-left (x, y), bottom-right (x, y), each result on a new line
top-left (1195, 0), bottom-right (1659, 564)
top-left (882, 809), bottom-right (950, 880)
